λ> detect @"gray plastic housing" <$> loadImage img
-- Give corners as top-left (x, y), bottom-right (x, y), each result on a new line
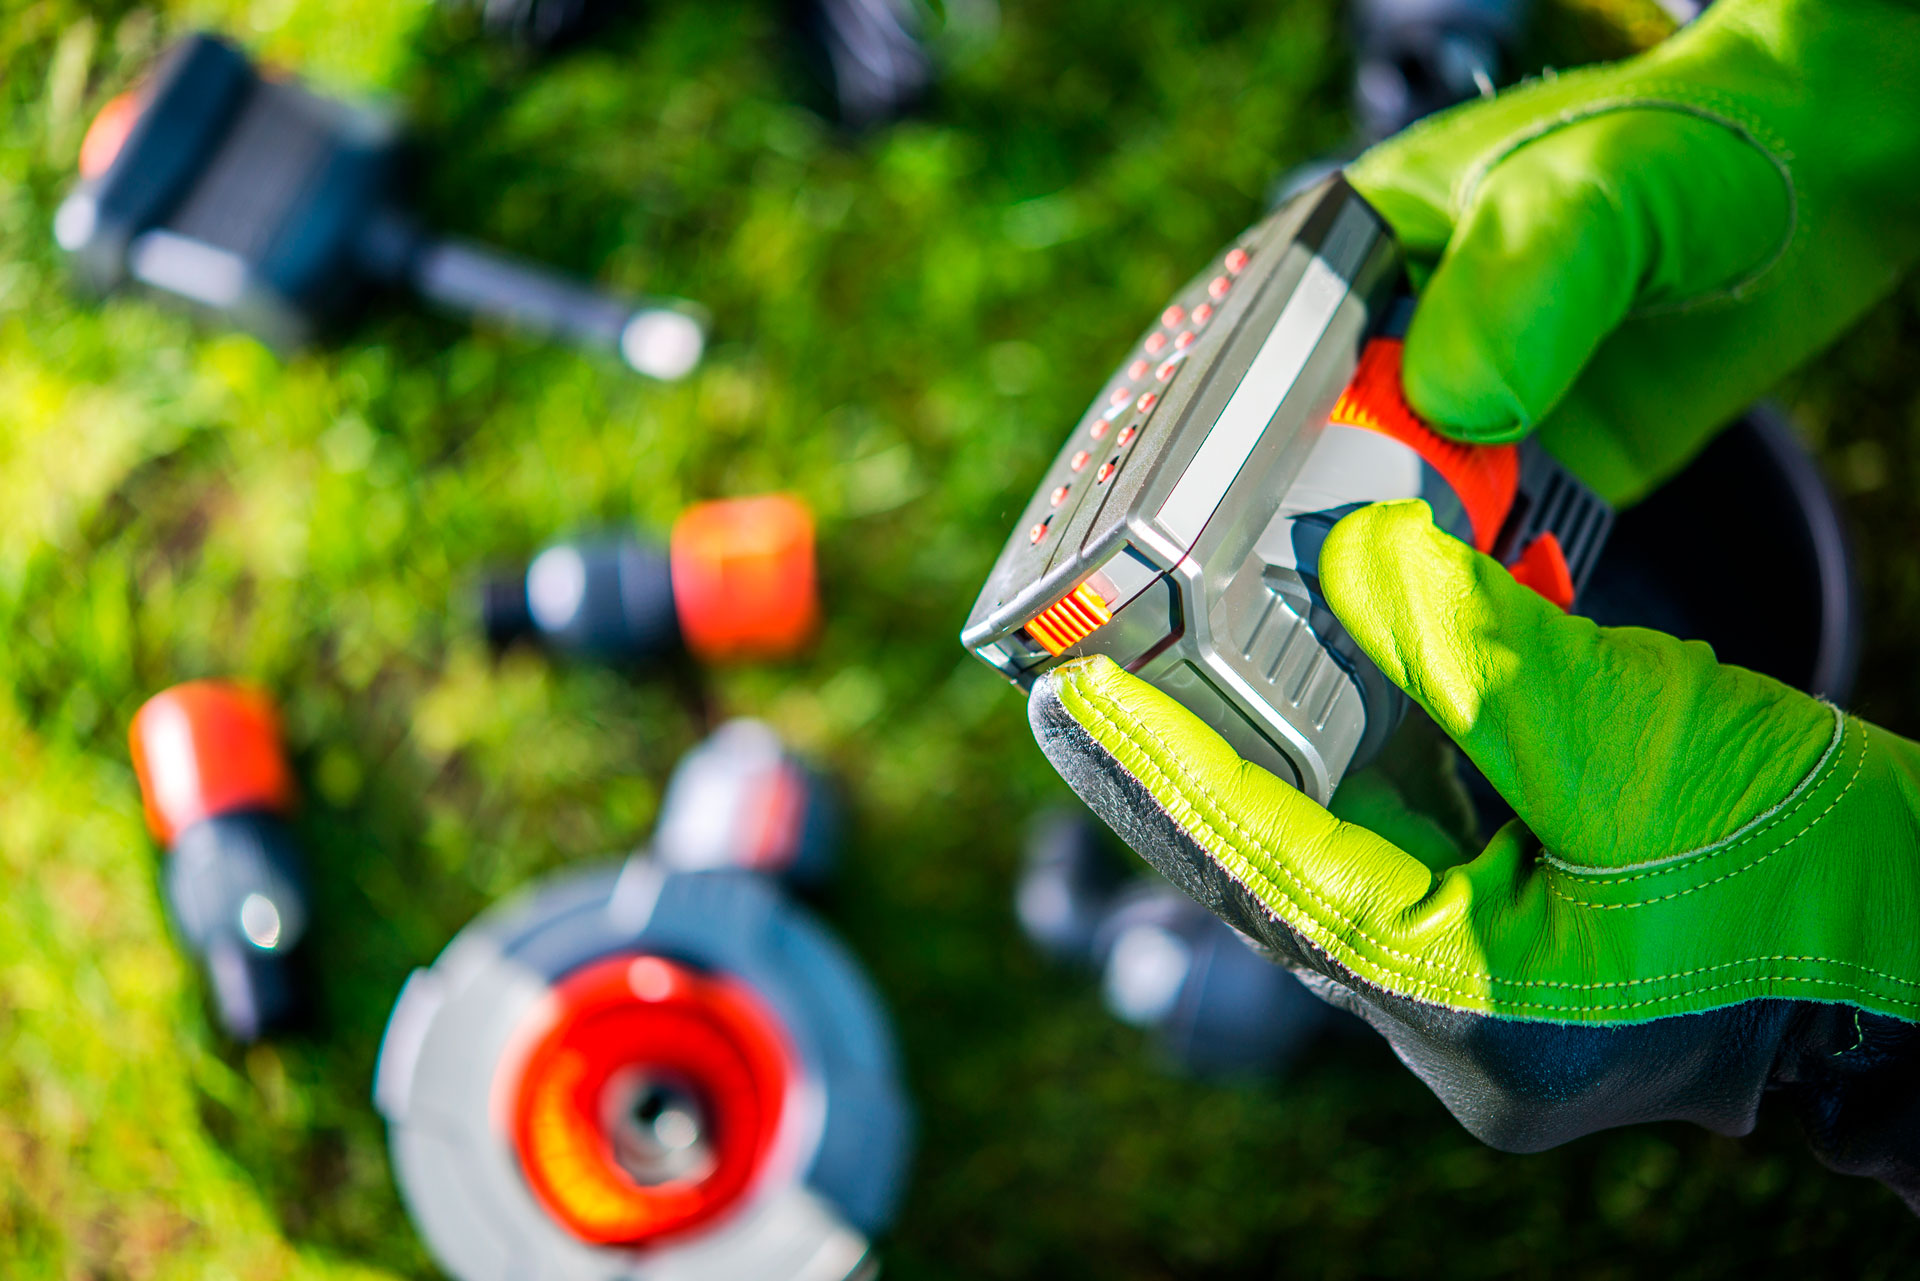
top-left (962, 175), bottom-right (1609, 804)
top-left (54, 32), bottom-right (706, 376)
top-left (374, 862), bottom-right (911, 1281)
top-left (53, 33), bottom-right (399, 349)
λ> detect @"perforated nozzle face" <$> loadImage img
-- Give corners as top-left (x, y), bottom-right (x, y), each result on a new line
top-left (54, 31), bottom-right (397, 338)
top-left (963, 182), bottom-right (1381, 648)
top-left (961, 176), bottom-right (1402, 795)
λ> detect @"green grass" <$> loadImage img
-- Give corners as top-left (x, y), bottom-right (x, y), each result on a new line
top-left (3, 1), bottom-right (1919, 1277)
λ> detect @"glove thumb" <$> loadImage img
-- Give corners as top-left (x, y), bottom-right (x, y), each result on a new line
top-left (1321, 500), bottom-right (1830, 863)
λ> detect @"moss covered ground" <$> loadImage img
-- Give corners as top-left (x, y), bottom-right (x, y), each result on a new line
top-left (2, 0), bottom-right (1919, 1276)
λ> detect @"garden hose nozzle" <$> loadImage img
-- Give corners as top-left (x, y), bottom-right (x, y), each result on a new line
top-left (375, 701), bottom-right (908, 1279)
top-left (129, 680), bottom-right (308, 1042)
top-left (377, 866), bottom-right (912, 1279)
top-left (482, 494), bottom-right (819, 666)
top-left (963, 174), bottom-right (1612, 804)
top-left (57, 31), bottom-right (705, 377)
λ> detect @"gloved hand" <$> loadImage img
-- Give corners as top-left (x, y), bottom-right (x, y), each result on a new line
top-left (1030, 501), bottom-right (1920, 1207)
top-left (1344, 0), bottom-right (1920, 504)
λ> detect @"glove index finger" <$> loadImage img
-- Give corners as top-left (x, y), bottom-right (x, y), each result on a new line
top-left (1399, 108), bottom-right (1789, 443)
top-left (1344, 138), bottom-right (1460, 259)
top-left (1030, 655), bottom-right (1446, 974)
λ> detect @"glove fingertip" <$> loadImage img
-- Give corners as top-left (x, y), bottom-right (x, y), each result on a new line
top-left (1319, 500), bottom-right (1458, 606)
top-left (1318, 500), bottom-right (1509, 716)
top-left (1399, 288), bottom-right (1534, 442)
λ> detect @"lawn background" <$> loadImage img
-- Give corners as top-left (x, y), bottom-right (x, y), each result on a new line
top-left (3, 0), bottom-right (1919, 1276)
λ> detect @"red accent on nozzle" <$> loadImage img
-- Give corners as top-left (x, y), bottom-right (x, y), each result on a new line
top-left (79, 90), bottom-right (145, 181)
top-left (129, 681), bottom-right (295, 846)
top-left (669, 495), bottom-right (819, 662)
top-left (507, 954), bottom-right (794, 1247)
top-left (1509, 532), bottom-right (1576, 611)
top-left (1330, 339), bottom-right (1520, 552)
top-left (741, 761), bottom-right (808, 873)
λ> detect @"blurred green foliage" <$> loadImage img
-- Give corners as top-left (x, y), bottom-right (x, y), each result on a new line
top-left (2, 0), bottom-right (1918, 1277)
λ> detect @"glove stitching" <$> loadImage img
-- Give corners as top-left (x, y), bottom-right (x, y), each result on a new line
top-left (1451, 90), bottom-right (1797, 315)
top-left (1395, 973), bottom-right (1920, 1017)
top-left (1545, 720), bottom-right (1865, 908)
top-left (1833, 1008), bottom-right (1866, 1058)
top-left (1540, 705), bottom-right (1844, 878)
top-left (1065, 674), bottom-right (1911, 1017)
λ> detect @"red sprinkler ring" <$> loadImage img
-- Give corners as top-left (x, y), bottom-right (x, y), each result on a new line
top-left (129, 680), bottom-right (296, 845)
top-left (669, 495), bottom-right (818, 662)
top-left (507, 954), bottom-right (797, 1247)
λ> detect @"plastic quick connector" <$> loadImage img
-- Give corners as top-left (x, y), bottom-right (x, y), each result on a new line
top-left (669, 495), bottom-right (819, 662)
top-left (129, 680), bottom-right (296, 844)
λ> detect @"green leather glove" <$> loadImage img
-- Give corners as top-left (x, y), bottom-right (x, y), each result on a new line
top-left (1344, 0), bottom-right (1920, 504)
top-left (1030, 502), bottom-right (1920, 1207)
